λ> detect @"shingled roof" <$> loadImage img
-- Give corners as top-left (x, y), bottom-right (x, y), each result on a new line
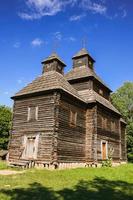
top-left (72, 48), bottom-right (95, 61)
top-left (65, 65), bottom-right (112, 92)
top-left (42, 52), bottom-right (66, 66)
top-left (12, 71), bottom-right (85, 102)
top-left (12, 70), bottom-right (120, 114)
top-left (78, 89), bottom-right (120, 115)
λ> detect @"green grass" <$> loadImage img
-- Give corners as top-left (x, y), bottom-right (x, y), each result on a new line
top-left (0, 163), bottom-right (133, 200)
top-left (0, 161), bottom-right (8, 170)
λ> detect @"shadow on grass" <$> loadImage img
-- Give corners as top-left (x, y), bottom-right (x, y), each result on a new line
top-left (0, 177), bottom-right (133, 200)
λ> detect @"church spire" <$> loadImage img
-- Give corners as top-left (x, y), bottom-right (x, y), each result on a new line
top-left (42, 52), bottom-right (66, 74)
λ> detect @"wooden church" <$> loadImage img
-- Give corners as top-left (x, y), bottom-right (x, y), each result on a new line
top-left (8, 47), bottom-right (127, 168)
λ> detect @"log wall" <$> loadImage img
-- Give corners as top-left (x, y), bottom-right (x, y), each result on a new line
top-left (93, 80), bottom-right (110, 100)
top-left (69, 80), bottom-right (93, 91)
top-left (57, 95), bottom-right (86, 162)
top-left (97, 106), bottom-right (120, 161)
top-left (85, 105), bottom-right (97, 162)
top-left (9, 94), bottom-right (55, 162)
top-left (120, 123), bottom-right (127, 161)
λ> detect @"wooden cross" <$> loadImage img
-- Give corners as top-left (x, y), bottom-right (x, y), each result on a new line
top-left (82, 36), bottom-right (88, 49)
top-left (52, 39), bottom-right (59, 53)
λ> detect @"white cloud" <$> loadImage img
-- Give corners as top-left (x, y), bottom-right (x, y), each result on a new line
top-left (106, 6), bottom-right (127, 20)
top-left (17, 79), bottom-right (23, 84)
top-left (13, 42), bottom-right (21, 48)
top-left (69, 37), bottom-right (76, 41)
top-left (70, 14), bottom-right (86, 21)
top-left (64, 36), bottom-right (76, 42)
top-left (4, 91), bottom-right (9, 95)
top-left (53, 31), bottom-right (62, 40)
top-left (81, 0), bottom-right (107, 15)
top-left (121, 9), bottom-right (127, 18)
top-left (19, 0), bottom-right (77, 20)
top-left (31, 38), bottom-right (44, 47)
top-left (18, 12), bottom-right (39, 20)
top-left (18, 0), bottom-right (127, 21)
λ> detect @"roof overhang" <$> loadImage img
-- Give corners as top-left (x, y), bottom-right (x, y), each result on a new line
top-left (11, 88), bottom-right (86, 106)
top-left (68, 76), bottom-right (112, 92)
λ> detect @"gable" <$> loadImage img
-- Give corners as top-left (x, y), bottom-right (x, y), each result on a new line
top-left (12, 71), bottom-right (85, 103)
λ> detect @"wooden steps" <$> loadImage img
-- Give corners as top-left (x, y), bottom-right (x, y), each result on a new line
top-left (8, 160), bottom-right (35, 169)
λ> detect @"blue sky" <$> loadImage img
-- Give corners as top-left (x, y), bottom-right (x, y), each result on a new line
top-left (0, 0), bottom-right (133, 107)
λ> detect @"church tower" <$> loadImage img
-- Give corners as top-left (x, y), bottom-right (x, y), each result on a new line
top-left (72, 48), bottom-right (95, 70)
top-left (42, 52), bottom-right (66, 74)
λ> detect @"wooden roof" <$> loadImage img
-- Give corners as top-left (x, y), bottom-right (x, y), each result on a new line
top-left (120, 118), bottom-right (127, 124)
top-left (78, 89), bottom-right (121, 115)
top-left (65, 65), bottom-right (112, 92)
top-left (72, 48), bottom-right (95, 62)
top-left (41, 52), bottom-right (66, 66)
top-left (12, 71), bottom-right (84, 102)
top-left (12, 71), bottom-right (120, 115)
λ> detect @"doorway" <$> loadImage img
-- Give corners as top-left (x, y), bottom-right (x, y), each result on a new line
top-left (22, 134), bottom-right (39, 159)
top-left (25, 137), bottom-right (36, 159)
top-left (101, 141), bottom-right (108, 160)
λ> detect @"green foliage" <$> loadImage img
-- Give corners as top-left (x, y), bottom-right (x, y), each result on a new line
top-left (102, 146), bottom-right (114, 167)
top-left (111, 82), bottom-right (133, 162)
top-left (102, 158), bottom-right (112, 167)
top-left (0, 105), bottom-right (12, 150)
top-left (127, 152), bottom-right (133, 163)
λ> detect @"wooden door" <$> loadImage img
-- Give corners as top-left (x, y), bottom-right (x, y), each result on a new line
top-left (25, 138), bottom-right (35, 159)
top-left (102, 142), bottom-right (106, 160)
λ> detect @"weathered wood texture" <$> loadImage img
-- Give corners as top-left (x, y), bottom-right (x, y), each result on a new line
top-left (85, 105), bottom-right (97, 162)
top-left (43, 61), bottom-right (64, 75)
top-left (57, 95), bottom-right (86, 162)
top-left (93, 79), bottom-right (110, 100)
top-left (97, 106), bottom-right (120, 161)
top-left (120, 123), bottom-right (127, 161)
top-left (70, 80), bottom-right (93, 91)
top-left (9, 94), bottom-right (55, 162)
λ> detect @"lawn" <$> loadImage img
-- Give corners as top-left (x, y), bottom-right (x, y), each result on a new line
top-left (0, 161), bottom-right (7, 170)
top-left (0, 162), bottom-right (133, 200)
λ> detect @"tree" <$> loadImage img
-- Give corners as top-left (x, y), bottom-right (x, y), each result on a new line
top-left (0, 105), bottom-right (12, 150)
top-left (111, 82), bottom-right (133, 162)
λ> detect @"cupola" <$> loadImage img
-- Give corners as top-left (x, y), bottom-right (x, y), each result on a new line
top-left (72, 48), bottom-right (95, 70)
top-left (42, 52), bottom-right (66, 74)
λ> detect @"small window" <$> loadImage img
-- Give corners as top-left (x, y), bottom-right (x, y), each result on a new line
top-left (102, 117), bottom-right (107, 130)
top-left (99, 89), bottom-right (103, 96)
top-left (27, 106), bottom-right (38, 122)
top-left (111, 120), bottom-right (115, 132)
top-left (70, 110), bottom-right (77, 127)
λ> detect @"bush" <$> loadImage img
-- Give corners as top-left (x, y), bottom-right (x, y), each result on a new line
top-left (127, 153), bottom-right (133, 163)
top-left (102, 158), bottom-right (112, 167)
top-left (0, 105), bottom-right (12, 150)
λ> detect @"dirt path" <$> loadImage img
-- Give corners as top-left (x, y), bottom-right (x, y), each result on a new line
top-left (0, 170), bottom-right (24, 175)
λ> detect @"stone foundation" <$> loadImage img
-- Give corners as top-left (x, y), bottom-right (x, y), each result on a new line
top-left (58, 162), bottom-right (86, 169)
top-left (34, 162), bottom-right (86, 169)
top-left (33, 160), bottom-right (127, 169)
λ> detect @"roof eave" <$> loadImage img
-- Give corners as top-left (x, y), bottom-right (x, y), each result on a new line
top-left (120, 118), bottom-right (127, 125)
top-left (92, 77), bottom-right (112, 92)
top-left (11, 89), bottom-right (58, 100)
top-left (95, 101), bottom-right (121, 116)
top-left (11, 88), bottom-right (86, 105)
top-left (72, 54), bottom-right (95, 63)
top-left (42, 58), bottom-right (66, 67)
top-left (67, 75), bottom-right (112, 92)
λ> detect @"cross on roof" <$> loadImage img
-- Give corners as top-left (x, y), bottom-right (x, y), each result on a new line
top-left (82, 36), bottom-right (88, 49)
top-left (52, 39), bottom-right (60, 53)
